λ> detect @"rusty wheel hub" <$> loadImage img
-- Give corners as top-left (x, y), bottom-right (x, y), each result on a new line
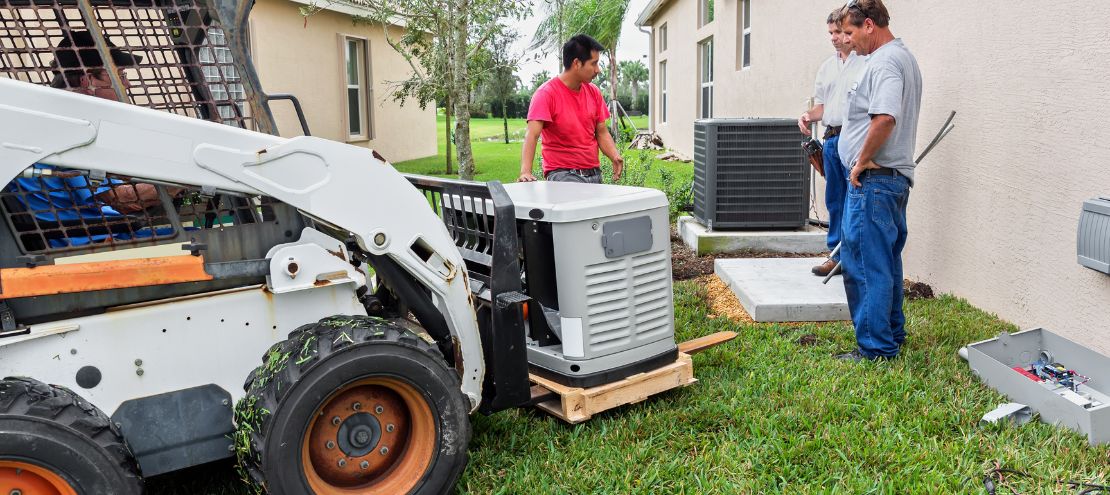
top-left (305, 381), bottom-right (419, 489)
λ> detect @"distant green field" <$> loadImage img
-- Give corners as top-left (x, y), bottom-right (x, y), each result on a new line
top-left (395, 114), bottom-right (678, 187)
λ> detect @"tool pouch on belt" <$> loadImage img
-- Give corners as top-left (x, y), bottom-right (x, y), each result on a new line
top-left (801, 138), bottom-right (824, 177)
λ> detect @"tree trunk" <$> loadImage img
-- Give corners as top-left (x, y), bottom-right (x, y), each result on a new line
top-left (608, 47), bottom-right (619, 103)
top-left (630, 80), bottom-right (639, 108)
top-left (501, 92), bottom-right (509, 144)
top-left (444, 94), bottom-right (453, 175)
top-left (452, 5), bottom-right (475, 180)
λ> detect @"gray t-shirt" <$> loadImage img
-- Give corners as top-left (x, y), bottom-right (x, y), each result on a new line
top-left (837, 39), bottom-right (922, 182)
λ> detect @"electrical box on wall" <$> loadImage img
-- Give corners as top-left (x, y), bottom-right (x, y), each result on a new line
top-left (1078, 197), bottom-right (1110, 274)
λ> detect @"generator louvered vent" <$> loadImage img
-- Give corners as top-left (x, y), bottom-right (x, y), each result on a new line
top-left (693, 118), bottom-right (810, 230)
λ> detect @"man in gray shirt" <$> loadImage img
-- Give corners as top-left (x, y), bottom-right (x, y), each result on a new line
top-left (834, 0), bottom-right (922, 361)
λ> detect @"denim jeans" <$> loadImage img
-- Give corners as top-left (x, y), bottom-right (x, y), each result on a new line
top-left (823, 135), bottom-right (848, 260)
top-left (841, 172), bottom-right (910, 358)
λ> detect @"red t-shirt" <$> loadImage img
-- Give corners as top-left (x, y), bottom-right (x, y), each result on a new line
top-left (527, 77), bottom-right (611, 173)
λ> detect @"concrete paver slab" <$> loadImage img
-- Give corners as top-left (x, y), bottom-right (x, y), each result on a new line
top-left (714, 257), bottom-right (850, 322)
top-left (678, 216), bottom-right (828, 256)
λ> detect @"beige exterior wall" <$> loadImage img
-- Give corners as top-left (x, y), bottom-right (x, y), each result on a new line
top-left (642, 0), bottom-right (1110, 354)
top-left (249, 0), bottom-right (437, 163)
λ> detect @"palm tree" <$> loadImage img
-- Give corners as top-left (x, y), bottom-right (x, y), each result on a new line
top-left (531, 0), bottom-right (631, 103)
top-left (619, 60), bottom-right (647, 109)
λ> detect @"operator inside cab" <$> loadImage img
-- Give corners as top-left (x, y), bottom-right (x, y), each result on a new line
top-left (518, 34), bottom-right (624, 184)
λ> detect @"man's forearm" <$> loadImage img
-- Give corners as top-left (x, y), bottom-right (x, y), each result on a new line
top-left (857, 115), bottom-right (896, 165)
top-left (806, 104), bottom-right (825, 123)
top-left (597, 127), bottom-right (620, 163)
top-left (520, 133), bottom-right (539, 175)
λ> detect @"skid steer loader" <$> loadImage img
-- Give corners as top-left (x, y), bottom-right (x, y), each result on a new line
top-left (0, 1), bottom-right (679, 493)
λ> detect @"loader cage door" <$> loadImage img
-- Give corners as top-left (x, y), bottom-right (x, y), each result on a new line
top-left (0, 0), bottom-right (274, 131)
top-left (405, 176), bottom-right (532, 414)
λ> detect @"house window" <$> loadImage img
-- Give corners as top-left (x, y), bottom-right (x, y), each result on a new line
top-left (699, 39), bottom-right (713, 118)
top-left (659, 23), bottom-right (667, 52)
top-left (699, 0), bottom-right (715, 26)
top-left (659, 61), bottom-right (667, 124)
top-left (343, 36), bottom-right (374, 140)
top-left (199, 28), bottom-right (245, 126)
top-left (739, 0), bottom-right (751, 69)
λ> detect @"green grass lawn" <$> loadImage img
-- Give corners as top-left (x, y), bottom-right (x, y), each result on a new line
top-left (147, 287), bottom-right (1110, 493)
top-left (394, 115), bottom-right (665, 185)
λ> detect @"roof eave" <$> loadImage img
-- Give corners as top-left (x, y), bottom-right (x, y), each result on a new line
top-left (634, 0), bottom-right (671, 27)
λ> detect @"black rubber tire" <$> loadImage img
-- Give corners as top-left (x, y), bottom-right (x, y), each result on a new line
top-left (236, 315), bottom-right (471, 495)
top-left (0, 377), bottom-right (143, 495)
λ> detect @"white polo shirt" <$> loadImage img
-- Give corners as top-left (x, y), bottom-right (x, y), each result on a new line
top-left (814, 51), bottom-right (867, 127)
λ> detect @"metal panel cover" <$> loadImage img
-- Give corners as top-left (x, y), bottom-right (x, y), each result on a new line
top-left (602, 216), bottom-right (652, 258)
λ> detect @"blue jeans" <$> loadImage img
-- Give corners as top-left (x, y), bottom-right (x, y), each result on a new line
top-left (823, 135), bottom-right (847, 260)
top-left (841, 173), bottom-right (910, 358)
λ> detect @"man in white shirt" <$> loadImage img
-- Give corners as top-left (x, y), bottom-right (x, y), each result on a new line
top-left (799, 8), bottom-right (868, 277)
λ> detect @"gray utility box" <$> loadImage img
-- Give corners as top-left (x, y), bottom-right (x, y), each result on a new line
top-left (1078, 197), bottom-right (1110, 274)
top-left (966, 328), bottom-right (1110, 445)
top-left (502, 182), bottom-right (678, 387)
top-left (692, 118), bottom-right (810, 230)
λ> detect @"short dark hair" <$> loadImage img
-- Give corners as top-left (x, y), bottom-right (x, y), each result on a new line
top-left (827, 7), bottom-right (843, 24)
top-left (562, 34), bottom-right (604, 71)
top-left (842, 0), bottom-right (890, 28)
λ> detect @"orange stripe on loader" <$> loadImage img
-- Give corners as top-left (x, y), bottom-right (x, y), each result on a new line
top-left (0, 255), bottom-right (214, 299)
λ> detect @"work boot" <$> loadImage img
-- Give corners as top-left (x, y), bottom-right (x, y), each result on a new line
top-left (811, 259), bottom-right (838, 277)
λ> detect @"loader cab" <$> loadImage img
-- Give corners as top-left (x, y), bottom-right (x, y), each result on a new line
top-left (0, 0), bottom-right (304, 324)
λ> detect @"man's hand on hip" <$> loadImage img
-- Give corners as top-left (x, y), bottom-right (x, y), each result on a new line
top-left (849, 159), bottom-right (881, 187)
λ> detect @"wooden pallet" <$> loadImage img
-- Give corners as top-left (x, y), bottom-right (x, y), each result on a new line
top-left (529, 331), bottom-right (736, 423)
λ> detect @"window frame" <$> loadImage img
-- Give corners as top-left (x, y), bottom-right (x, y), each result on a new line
top-left (739, 0), bottom-right (751, 70)
top-left (659, 23), bottom-right (668, 52)
top-left (698, 38), bottom-right (713, 119)
top-left (340, 34), bottom-right (374, 142)
top-left (659, 60), bottom-right (667, 124)
top-left (699, 0), bottom-right (715, 27)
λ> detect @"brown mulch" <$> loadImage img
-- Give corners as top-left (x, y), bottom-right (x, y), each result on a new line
top-left (903, 280), bottom-right (935, 300)
top-left (703, 275), bottom-right (754, 323)
top-left (670, 227), bottom-right (826, 282)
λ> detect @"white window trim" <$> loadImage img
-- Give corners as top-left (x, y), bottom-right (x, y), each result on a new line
top-left (699, 39), bottom-right (713, 119)
top-left (659, 23), bottom-right (668, 52)
top-left (741, 0), bottom-right (752, 70)
top-left (340, 34), bottom-right (374, 142)
top-left (659, 60), bottom-right (667, 124)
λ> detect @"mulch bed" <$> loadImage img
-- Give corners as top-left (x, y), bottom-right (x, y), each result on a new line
top-left (670, 228), bottom-right (823, 281)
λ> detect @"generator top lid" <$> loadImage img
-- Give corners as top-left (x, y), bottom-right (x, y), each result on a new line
top-left (503, 182), bottom-right (668, 223)
top-left (694, 117), bottom-right (797, 126)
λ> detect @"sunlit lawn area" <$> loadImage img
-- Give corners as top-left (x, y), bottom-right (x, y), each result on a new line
top-left (149, 286), bottom-right (1110, 493)
top-left (393, 115), bottom-right (662, 185)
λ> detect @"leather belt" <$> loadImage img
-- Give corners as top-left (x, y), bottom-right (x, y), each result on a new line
top-left (545, 167), bottom-right (601, 178)
top-left (823, 126), bottom-right (842, 139)
top-left (862, 167), bottom-right (898, 177)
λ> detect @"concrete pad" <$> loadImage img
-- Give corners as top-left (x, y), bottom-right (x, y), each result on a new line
top-left (678, 216), bottom-right (829, 256)
top-left (714, 257), bottom-right (850, 322)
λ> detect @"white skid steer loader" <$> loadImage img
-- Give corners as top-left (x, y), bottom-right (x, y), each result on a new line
top-left (0, 1), bottom-right (679, 493)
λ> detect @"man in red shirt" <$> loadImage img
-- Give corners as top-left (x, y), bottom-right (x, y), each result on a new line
top-left (518, 34), bottom-right (624, 183)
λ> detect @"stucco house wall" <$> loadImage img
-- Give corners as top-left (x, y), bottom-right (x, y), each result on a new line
top-left (249, 0), bottom-right (437, 163)
top-left (638, 0), bottom-right (1110, 354)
